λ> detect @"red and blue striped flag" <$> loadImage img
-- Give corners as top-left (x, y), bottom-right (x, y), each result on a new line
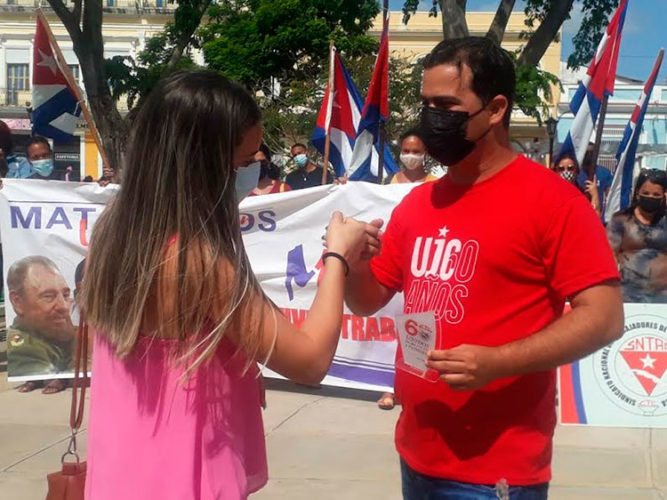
top-left (311, 50), bottom-right (397, 179)
top-left (558, 0), bottom-right (628, 165)
top-left (604, 49), bottom-right (664, 223)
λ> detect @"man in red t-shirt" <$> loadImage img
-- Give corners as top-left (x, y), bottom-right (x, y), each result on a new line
top-left (344, 37), bottom-right (623, 499)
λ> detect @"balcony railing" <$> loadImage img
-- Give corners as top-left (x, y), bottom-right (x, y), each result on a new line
top-left (1, 88), bottom-right (31, 108)
top-left (0, 0), bottom-right (176, 11)
top-left (1, 87), bottom-right (132, 113)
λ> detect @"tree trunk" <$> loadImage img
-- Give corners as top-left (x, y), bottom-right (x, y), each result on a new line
top-left (79, 0), bottom-right (127, 177)
top-left (48, 0), bottom-right (128, 178)
top-left (486, 0), bottom-right (516, 45)
top-left (518, 0), bottom-right (574, 66)
top-left (164, 0), bottom-right (213, 73)
top-left (439, 0), bottom-right (469, 39)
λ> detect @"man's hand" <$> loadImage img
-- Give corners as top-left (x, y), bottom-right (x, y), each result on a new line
top-left (325, 212), bottom-right (383, 267)
top-left (426, 344), bottom-right (506, 391)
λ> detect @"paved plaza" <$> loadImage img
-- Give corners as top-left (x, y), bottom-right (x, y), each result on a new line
top-left (0, 367), bottom-right (666, 500)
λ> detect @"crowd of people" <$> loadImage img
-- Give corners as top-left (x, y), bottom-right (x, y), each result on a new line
top-left (0, 34), bottom-right (664, 500)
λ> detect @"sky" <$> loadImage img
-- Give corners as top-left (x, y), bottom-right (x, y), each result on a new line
top-left (387, 0), bottom-right (667, 83)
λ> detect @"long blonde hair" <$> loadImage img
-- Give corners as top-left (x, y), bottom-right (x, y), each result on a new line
top-left (80, 71), bottom-right (265, 374)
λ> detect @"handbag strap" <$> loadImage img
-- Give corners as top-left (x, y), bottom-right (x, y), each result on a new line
top-left (61, 319), bottom-right (88, 465)
top-left (70, 320), bottom-right (88, 432)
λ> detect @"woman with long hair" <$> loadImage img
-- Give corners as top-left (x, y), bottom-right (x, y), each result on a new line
top-left (607, 168), bottom-right (667, 303)
top-left (81, 71), bottom-right (380, 499)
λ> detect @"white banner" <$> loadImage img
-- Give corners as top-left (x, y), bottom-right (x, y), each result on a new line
top-left (1, 179), bottom-right (411, 391)
top-left (560, 303), bottom-right (667, 427)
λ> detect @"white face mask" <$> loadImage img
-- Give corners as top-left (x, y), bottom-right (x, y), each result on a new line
top-left (400, 153), bottom-right (425, 171)
top-left (235, 161), bottom-right (261, 201)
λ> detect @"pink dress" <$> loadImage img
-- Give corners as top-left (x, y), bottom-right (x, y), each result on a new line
top-left (85, 333), bottom-right (268, 500)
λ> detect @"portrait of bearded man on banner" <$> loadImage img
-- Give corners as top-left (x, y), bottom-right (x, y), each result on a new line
top-left (6, 255), bottom-right (76, 378)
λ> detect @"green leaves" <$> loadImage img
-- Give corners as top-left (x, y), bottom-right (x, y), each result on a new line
top-left (568, 0), bottom-right (618, 69)
top-left (199, 0), bottom-right (380, 88)
top-left (514, 63), bottom-right (562, 125)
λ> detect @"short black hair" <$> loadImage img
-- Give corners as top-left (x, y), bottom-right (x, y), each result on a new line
top-left (291, 142), bottom-right (308, 152)
top-left (423, 37), bottom-right (516, 128)
top-left (400, 129), bottom-right (425, 143)
top-left (26, 135), bottom-right (51, 155)
top-left (259, 143), bottom-right (272, 160)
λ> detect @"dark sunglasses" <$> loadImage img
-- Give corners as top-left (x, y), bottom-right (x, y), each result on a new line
top-left (556, 164), bottom-right (577, 172)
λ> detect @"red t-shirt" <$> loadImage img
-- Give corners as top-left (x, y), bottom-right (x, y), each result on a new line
top-left (370, 155), bottom-right (619, 485)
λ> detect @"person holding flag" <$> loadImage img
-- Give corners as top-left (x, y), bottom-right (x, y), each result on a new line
top-left (558, 0), bottom-right (628, 166)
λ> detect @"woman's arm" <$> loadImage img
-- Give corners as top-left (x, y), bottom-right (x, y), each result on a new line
top-left (230, 212), bottom-right (382, 385)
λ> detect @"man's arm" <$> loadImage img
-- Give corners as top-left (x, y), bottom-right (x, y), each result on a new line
top-left (427, 280), bottom-right (624, 390)
top-left (345, 260), bottom-right (395, 317)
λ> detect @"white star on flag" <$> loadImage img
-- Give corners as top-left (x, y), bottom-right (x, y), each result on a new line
top-left (640, 354), bottom-right (656, 369)
top-left (438, 226), bottom-right (449, 238)
top-left (37, 48), bottom-right (58, 75)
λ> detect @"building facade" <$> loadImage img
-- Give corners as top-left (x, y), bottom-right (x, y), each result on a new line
top-left (0, 6), bottom-right (562, 179)
top-left (369, 11), bottom-right (562, 163)
top-left (0, 0), bottom-right (175, 180)
top-left (557, 62), bottom-right (667, 171)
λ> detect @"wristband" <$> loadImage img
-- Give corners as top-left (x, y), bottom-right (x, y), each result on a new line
top-left (322, 252), bottom-right (350, 277)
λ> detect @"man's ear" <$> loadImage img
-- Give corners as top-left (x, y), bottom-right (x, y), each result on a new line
top-left (487, 95), bottom-right (509, 126)
top-left (9, 290), bottom-right (25, 316)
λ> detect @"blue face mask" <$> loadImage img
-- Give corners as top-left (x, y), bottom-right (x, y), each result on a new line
top-left (294, 153), bottom-right (308, 168)
top-left (31, 159), bottom-right (54, 178)
top-left (235, 161), bottom-right (261, 201)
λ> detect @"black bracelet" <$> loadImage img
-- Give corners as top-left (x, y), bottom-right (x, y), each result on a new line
top-left (322, 251), bottom-right (350, 277)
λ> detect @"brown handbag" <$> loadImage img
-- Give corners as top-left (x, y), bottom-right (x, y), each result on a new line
top-left (45, 321), bottom-right (89, 500)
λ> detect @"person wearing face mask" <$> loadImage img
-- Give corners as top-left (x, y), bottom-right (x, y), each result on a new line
top-left (285, 142), bottom-right (333, 190)
top-left (607, 169), bottom-right (667, 303)
top-left (0, 120), bottom-right (32, 179)
top-left (248, 144), bottom-right (291, 196)
top-left (383, 130), bottom-right (438, 185)
top-left (341, 37), bottom-right (622, 498)
top-left (551, 152), bottom-right (601, 217)
top-left (578, 143), bottom-right (613, 209)
top-left (25, 135), bottom-right (55, 179)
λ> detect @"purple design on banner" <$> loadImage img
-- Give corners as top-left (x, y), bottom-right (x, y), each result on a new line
top-left (285, 244), bottom-right (316, 301)
top-left (328, 361), bottom-right (395, 387)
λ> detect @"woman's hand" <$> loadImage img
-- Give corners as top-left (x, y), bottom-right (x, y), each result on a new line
top-left (325, 212), bottom-right (383, 268)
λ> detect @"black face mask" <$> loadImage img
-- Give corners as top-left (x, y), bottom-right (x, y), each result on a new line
top-left (419, 106), bottom-right (487, 166)
top-left (637, 195), bottom-right (663, 214)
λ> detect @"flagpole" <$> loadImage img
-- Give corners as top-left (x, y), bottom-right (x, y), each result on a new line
top-left (322, 40), bottom-right (335, 186)
top-left (590, 93), bottom-right (610, 180)
top-left (377, 0), bottom-right (389, 185)
top-left (36, 10), bottom-right (112, 179)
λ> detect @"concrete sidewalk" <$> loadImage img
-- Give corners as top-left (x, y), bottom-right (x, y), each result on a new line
top-left (0, 374), bottom-right (666, 499)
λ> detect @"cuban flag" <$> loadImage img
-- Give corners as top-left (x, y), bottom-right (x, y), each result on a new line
top-left (604, 49), bottom-right (664, 223)
top-left (32, 13), bottom-right (81, 142)
top-left (346, 13), bottom-right (398, 181)
top-left (558, 0), bottom-right (628, 165)
top-left (311, 52), bottom-right (397, 180)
